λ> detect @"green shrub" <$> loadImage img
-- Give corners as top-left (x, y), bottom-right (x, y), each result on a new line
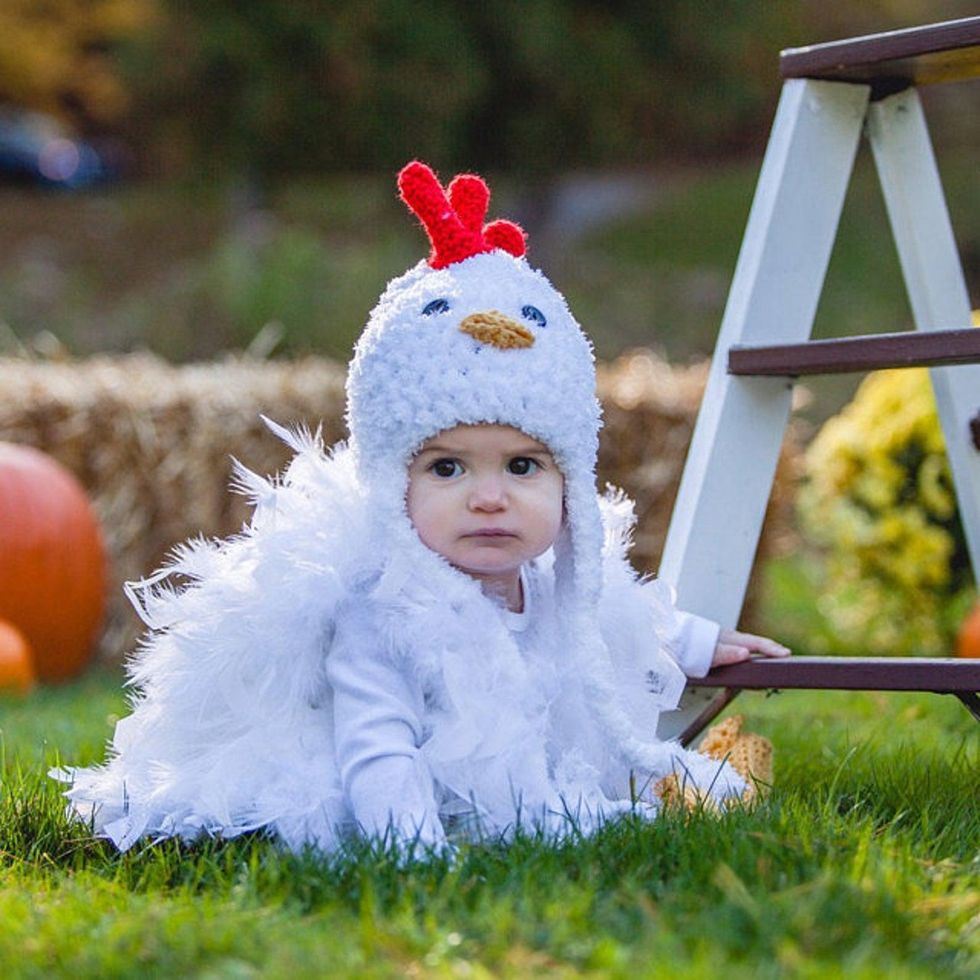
top-left (798, 366), bottom-right (975, 656)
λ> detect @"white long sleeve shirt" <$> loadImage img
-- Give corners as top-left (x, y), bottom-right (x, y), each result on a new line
top-left (325, 574), bottom-right (719, 848)
top-left (327, 610), bottom-right (445, 846)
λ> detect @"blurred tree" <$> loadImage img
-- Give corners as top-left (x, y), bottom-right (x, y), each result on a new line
top-left (459, 0), bottom-right (804, 171)
top-left (121, 0), bottom-right (807, 179)
top-left (33, 0), bottom-right (973, 177)
top-left (0, 0), bottom-right (157, 127)
top-left (801, 0), bottom-right (977, 43)
top-left (122, 0), bottom-right (486, 181)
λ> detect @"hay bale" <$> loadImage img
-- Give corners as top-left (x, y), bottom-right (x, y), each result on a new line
top-left (0, 350), bottom-right (798, 662)
top-left (597, 349), bottom-right (800, 626)
top-left (598, 350), bottom-right (711, 570)
top-left (0, 353), bottom-right (346, 658)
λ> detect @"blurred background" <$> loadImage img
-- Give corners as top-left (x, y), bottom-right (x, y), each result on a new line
top-left (1, 1), bottom-right (978, 664)
top-left (0, 0), bottom-right (976, 377)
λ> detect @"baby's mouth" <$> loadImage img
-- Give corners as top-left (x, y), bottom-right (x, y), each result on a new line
top-left (464, 529), bottom-right (517, 538)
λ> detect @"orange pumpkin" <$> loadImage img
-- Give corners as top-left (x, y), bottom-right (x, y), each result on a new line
top-left (0, 442), bottom-right (107, 682)
top-left (0, 617), bottom-right (36, 695)
top-left (956, 600), bottom-right (980, 659)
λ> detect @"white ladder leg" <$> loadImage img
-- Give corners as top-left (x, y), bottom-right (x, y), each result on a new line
top-left (868, 89), bottom-right (980, 581)
top-left (660, 79), bottom-right (869, 626)
top-left (657, 79), bottom-right (868, 740)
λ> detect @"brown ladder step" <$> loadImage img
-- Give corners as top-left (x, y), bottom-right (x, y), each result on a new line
top-left (688, 657), bottom-right (980, 732)
top-left (728, 328), bottom-right (980, 377)
top-left (781, 16), bottom-right (980, 96)
top-left (678, 657), bottom-right (980, 744)
top-left (696, 656), bottom-right (980, 693)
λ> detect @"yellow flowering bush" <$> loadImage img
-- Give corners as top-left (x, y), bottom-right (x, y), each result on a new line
top-left (798, 367), bottom-right (972, 656)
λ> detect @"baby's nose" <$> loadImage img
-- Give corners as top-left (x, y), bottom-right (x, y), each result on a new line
top-left (469, 476), bottom-right (507, 509)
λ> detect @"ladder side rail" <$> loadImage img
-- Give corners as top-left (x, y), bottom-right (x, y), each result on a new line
top-left (868, 88), bottom-right (980, 582)
top-left (659, 79), bottom-right (869, 628)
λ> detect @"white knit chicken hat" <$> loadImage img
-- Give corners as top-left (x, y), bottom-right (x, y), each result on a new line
top-left (346, 161), bottom-right (668, 774)
top-left (347, 161), bottom-right (603, 607)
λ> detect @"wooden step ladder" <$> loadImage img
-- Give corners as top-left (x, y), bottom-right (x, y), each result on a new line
top-left (654, 16), bottom-right (980, 744)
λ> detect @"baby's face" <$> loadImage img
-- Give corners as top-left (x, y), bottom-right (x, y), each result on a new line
top-left (406, 424), bottom-right (564, 594)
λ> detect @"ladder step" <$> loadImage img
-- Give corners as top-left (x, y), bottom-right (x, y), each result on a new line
top-left (694, 656), bottom-right (980, 693)
top-left (728, 328), bottom-right (980, 376)
top-left (781, 16), bottom-right (980, 96)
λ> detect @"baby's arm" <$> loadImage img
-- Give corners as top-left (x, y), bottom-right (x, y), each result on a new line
top-left (327, 615), bottom-right (446, 852)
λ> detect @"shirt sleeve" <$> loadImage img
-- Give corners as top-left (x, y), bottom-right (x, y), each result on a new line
top-left (667, 609), bottom-right (720, 679)
top-left (326, 612), bottom-right (446, 850)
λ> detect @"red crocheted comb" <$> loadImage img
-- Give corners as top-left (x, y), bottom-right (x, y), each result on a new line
top-left (398, 161), bottom-right (526, 269)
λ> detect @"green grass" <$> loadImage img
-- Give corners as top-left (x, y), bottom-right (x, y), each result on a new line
top-left (1, 665), bottom-right (977, 977)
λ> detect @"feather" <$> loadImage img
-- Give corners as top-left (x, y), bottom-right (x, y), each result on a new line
top-left (56, 441), bottom-right (369, 850)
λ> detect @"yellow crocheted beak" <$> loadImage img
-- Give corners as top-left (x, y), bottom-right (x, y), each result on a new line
top-left (459, 311), bottom-right (535, 349)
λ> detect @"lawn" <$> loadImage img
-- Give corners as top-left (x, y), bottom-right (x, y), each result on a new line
top-left (1, 660), bottom-right (976, 977)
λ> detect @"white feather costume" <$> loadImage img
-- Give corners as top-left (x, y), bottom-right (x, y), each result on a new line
top-left (56, 163), bottom-right (743, 853)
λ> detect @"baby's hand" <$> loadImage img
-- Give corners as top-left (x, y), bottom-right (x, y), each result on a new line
top-left (712, 628), bottom-right (790, 668)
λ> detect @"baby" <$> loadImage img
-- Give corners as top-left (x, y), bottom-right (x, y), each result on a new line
top-left (56, 162), bottom-right (787, 853)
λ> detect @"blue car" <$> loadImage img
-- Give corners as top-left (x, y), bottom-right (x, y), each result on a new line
top-left (0, 108), bottom-right (114, 189)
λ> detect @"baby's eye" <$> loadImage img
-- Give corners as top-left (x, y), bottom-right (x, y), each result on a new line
top-left (430, 458), bottom-right (462, 478)
top-left (521, 305), bottom-right (547, 328)
top-left (507, 457), bottom-right (539, 476)
top-left (422, 298), bottom-right (450, 316)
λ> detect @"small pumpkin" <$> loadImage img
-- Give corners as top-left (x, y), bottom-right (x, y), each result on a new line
top-left (0, 617), bottom-right (36, 695)
top-left (956, 600), bottom-right (980, 659)
top-left (0, 442), bottom-right (107, 681)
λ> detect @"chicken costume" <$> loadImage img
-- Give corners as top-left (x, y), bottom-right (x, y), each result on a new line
top-left (56, 163), bottom-right (744, 853)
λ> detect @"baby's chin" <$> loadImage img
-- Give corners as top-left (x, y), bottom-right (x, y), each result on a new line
top-left (459, 561), bottom-right (520, 577)
top-left (452, 560), bottom-right (524, 580)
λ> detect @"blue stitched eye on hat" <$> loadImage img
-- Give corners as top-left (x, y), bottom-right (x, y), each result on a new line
top-left (521, 304), bottom-right (547, 328)
top-left (422, 298), bottom-right (450, 316)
